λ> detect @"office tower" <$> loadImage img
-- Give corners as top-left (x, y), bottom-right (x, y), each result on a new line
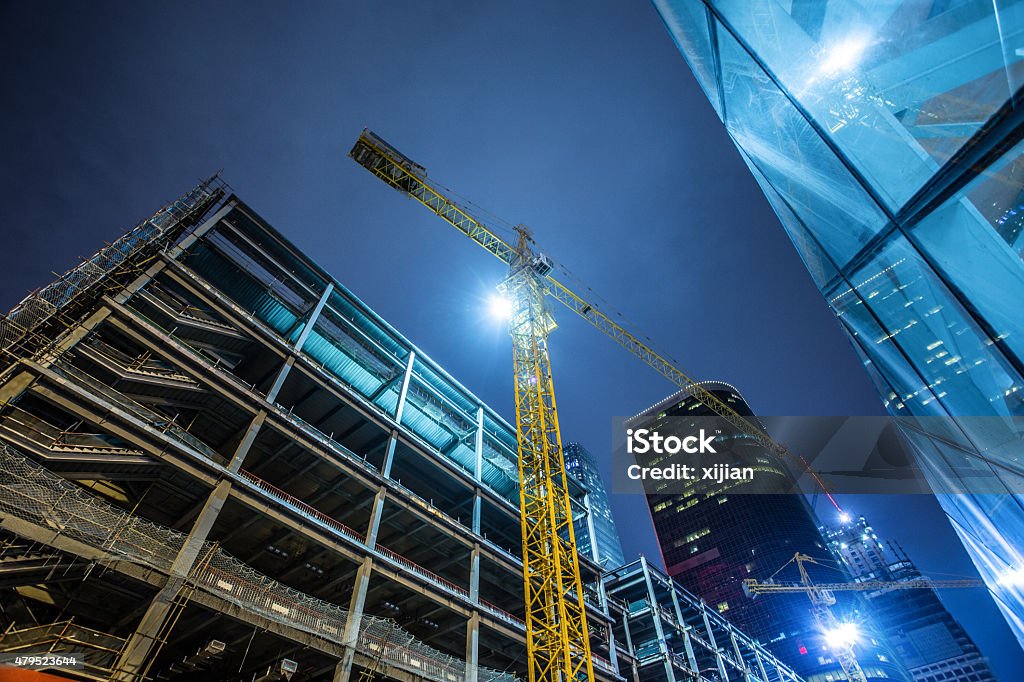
top-left (824, 516), bottom-right (997, 682)
top-left (652, 0), bottom-right (1024, 646)
top-left (629, 382), bottom-right (909, 680)
top-left (564, 441), bottom-right (625, 569)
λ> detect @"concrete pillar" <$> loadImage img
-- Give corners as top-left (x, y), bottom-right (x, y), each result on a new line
top-left (619, 609), bottom-right (641, 682)
top-left (753, 647), bottom-right (771, 682)
top-left (228, 410), bottom-right (267, 472)
top-left (382, 350), bottom-right (416, 479)
top-left (365, 487), bottom-right (387, 550)
top-left (226, 282), bottom-right (331, 473)
top-left (112, 480), bottom-right (231, 681)
top-left (465, 612), bottom-right (480, 682)
top-left (474, 406), bottom-right (483, 481)
top-left (294, 283), bottom-right (334, 352)
top-left (334, 556), bottom-right (374, 682)
top-left (471, 493), bottom-right (481, 535)
top-left (468, 545), bottom-right (480, 604)
top-left (668, 588), bottom-right (699, 673)
top-left (583, 493), bottom-right (599, 563)
top-left (266, 358), bottom-right (294, 403)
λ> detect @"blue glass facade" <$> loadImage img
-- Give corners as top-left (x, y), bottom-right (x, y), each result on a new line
top-left (653, 0), bottom-right (1024, 648)
top-left (564, 442), bottom-right (626, 569)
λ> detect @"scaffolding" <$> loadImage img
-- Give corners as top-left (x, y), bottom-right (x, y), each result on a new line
top-left (0, 447), bottom-right (520, 682)
top-left (0, 175), bottom-right (228, 360)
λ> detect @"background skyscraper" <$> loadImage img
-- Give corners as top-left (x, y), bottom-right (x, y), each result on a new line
top-left (564, 441), bottom-right (626, 569)
top-left (823, 515), bottom-right (997, 682)
top-left (652, 0), bottom-right (1024, 647)
top-left (628, 381), bottom-right (909, 681)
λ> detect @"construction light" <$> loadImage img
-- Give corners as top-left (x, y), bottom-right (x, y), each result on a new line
top-left (487, 293), bottom-right (514, 321)
top-left (823, 622), bottom-right (860, 649)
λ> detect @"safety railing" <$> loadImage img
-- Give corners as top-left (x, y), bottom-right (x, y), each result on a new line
top-left (0, 448), bottom-right (520, 682)
top-left (0, 176), bottom-right (226, 359)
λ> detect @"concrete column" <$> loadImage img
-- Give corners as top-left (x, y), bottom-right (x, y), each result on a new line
top-left (464, 612), bottom-right (480, 682)
top-left (266, 358), bottom-right (295, 403)
top-left (753, 647), bottom-right (771, 682)
top-left (619, 610), bottom-right (640, 682)
top-left (468, 545), bottom-right (481, 603)
top-left (596, 579), bottom-right (619, 675)
top-left (113, 480), bottom-right (231, 681)
top-left (474, 406), bottom-right (484, 481)
top-left (228, 410), bottom-right (267, 472)
top-left (365, 487), bottom-right (387, 550)
top-left (730, 631), bottom-right (753, 682)
top-left (583, 493), bottom-right (599, 563)
top-left (382, 351), bottom-right (416, 478)
top-left (668, 588), bottom-right (699, 673)
top-left (334, 556), bottom-right (374, 682)
top-left (226, 280), bottom-right (330, 473)
top-left (471, 493), bottom-right (481, 535)
top-left (294, 283), bottom-right (334, 352)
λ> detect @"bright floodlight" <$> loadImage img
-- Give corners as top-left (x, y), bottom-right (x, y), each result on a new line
top-left (824, 622), bottom-right (860, 649)
top-left (839, 512), bottom-right (852, 524)
top-left (488, 294), bottom-right (514, 321)
top-left (819, 35), bottom-right (870, 75)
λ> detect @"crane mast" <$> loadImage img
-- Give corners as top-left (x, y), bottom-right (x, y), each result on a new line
top-left (505, 227), bottom-right (594, 682)
top-left (351, 130), bottom-right (593, 682)
top-left (348, 128), bottom-right (843, 682)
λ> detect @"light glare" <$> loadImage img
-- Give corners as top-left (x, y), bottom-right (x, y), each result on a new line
top-left (999, 567), bottom-right (1024, 587)
top-left (824, 622), bottom-right (860, 649)
top-left (488, 294), bottom-right (514, 321)
top-left (819, 35), bottom-right (870, 75)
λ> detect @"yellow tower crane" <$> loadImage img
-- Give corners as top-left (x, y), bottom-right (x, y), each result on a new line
top-left (743, 553), bottom-right (984, 682)
top-left (349, 129), bottom-right (841, 682)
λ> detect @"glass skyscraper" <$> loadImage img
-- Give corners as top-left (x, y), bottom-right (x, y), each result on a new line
top-left (653, 0), bottom-right (1024, 647)
top-left (823, 515), bottom-right (997, 682)
top-left (629, 382), bottom-right (909, 681)
top-left (564, 441), bottom-right (626, 569)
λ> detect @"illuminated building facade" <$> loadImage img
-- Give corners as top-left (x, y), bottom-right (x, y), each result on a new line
top-left (564, 441), bottom-right (626, 569)
top-left (823, 515), bottom-right (996, 682)
top-left (628, 383), bottom-right (909, 681)
top-left (653, 0), bottom-right (1024, 646)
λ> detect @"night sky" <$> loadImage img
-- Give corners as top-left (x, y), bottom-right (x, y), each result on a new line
top-left (2, 2), bottom-right (1021, 678)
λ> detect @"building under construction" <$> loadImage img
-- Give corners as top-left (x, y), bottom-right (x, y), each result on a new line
top-left (0, 178), bottom-right (798, 682)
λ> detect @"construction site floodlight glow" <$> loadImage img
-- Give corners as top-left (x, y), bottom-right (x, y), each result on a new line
top-left (823, 622), bottom-right (860, 650)
top-left (487, 293), bottom-right (514, 321)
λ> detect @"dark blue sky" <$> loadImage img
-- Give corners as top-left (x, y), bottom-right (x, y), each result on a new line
top-left (1, 1), bottom-right (1020, 677)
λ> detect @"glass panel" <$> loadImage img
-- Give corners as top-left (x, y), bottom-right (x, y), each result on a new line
top-left (652, 0), bottom-right (722, 115)
top-left (830, 236), bottom-right (1023, 416)
top-left (716, 18), bottom-right (889, 267)
top-left (911, 137), bottom-right (1024, 365)
top-left (708, 0), bottom-right (1023, 208)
